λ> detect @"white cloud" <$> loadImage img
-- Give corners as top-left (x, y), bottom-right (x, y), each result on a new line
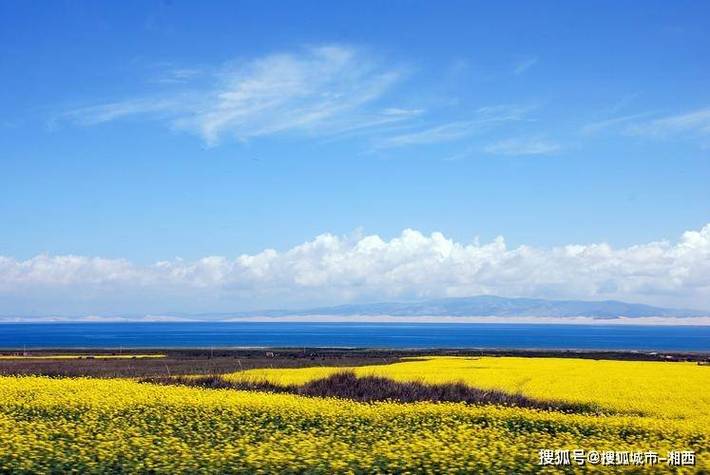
top-left (375, 104), bottom-right (533, 149)
top-left (513, 56), bottom-right (538, 75)
top-left (580, 112), bottom-right (652, 135)
top-left (376, 121), bottom-right (480, 148)
top-left (68, 57), bottom-right (542, 151)
top-left (381, 108), bottom-right (424, 117)
top-left (2, 224), bottom-right (709, 314)
top-left (69, 98), bottom-right (180, 126)
top-left (484, 137), bottom-right (561, 156)
top-left (67, 45), bottom-right (407, 146)
top-left (151, 67), bottom-right (204, 84)
top-left (626, 107), bottom-right (710, 139)
top-left (579, 107), bottom-right (710, 147)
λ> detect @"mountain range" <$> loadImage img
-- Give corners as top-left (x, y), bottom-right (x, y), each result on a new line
top-left (205, 295), bottom-right (707, 319)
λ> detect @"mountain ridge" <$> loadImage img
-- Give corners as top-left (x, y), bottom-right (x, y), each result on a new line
top-left (199, 295), bottom-right (707, 319)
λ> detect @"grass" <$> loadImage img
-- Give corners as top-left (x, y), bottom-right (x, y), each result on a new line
top-left (0, 349), bottom-right (400, 377)
top-left (0, 354), bottom-right (166, 360)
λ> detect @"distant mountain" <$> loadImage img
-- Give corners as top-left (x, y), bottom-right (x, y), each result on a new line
top-left (3, 296), bottom-right (707, 323)
top-left (221, 296), bottom-right (706, 319)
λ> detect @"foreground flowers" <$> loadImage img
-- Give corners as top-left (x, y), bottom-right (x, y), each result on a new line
top-left (0, 356), bottom-right (708, 473)
top-left (227, 356), bottom-right (710, 427)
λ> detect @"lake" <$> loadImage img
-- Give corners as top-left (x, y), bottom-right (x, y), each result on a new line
top-left (0, 322), bottom-right (709, 351)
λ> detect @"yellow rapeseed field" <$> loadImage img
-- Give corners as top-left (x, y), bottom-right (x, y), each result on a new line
top-left (0, 357), bottom-right (708, 473)
top-left (226, 356), bottom-right (710, 428)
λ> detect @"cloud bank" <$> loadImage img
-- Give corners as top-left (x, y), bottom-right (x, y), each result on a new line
top-left (1, 225), bottom-right (709, 315)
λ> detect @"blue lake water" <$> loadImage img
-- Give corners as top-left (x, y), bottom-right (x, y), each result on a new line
top-left (0, 322), bottom-right (708, 351)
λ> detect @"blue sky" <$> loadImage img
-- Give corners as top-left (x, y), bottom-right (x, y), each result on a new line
top-left (1, 1), bottom-right (709, 315)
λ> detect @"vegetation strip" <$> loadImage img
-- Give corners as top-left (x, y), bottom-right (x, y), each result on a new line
top-left (142, 371), bottom-right (601, 414)
top-left (0, 354), bottom-right (165, 360)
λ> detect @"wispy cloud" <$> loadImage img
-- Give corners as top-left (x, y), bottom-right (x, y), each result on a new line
top-left (64, 47), bottom-right (553, 152)
top-left (603, 92), bottom-right (641, 116)
top-left (66, 45), bottom-right (408, 146)
top-left (375, 104), bottom-right (534, 149)
top-left (580, 107), bottom-right (710, 145)
top-left (581, 112), bottom-right (653, 135)
top-left (513, 56), bottom-right (538, 75)
top-left (627, 107), bottom-right (710, 138)
top-left (484, 137), bottom-right (561, 156)
top-left (150, 67), bottom-right (204, 85)
top-left (68, 98), bottom-right (181, 126)
top-left (375, 121), bottom-right (480, 148)
top-left (442, 146), bottom-right (476, 162)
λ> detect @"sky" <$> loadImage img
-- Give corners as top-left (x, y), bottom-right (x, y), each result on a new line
top-left (1, 1), bottom-right (709, 316)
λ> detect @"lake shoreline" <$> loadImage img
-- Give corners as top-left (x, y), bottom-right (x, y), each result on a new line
top-left (3, 347), bottom-right (710, 361)
top-left (3, 314), bottom-right (710, 325)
